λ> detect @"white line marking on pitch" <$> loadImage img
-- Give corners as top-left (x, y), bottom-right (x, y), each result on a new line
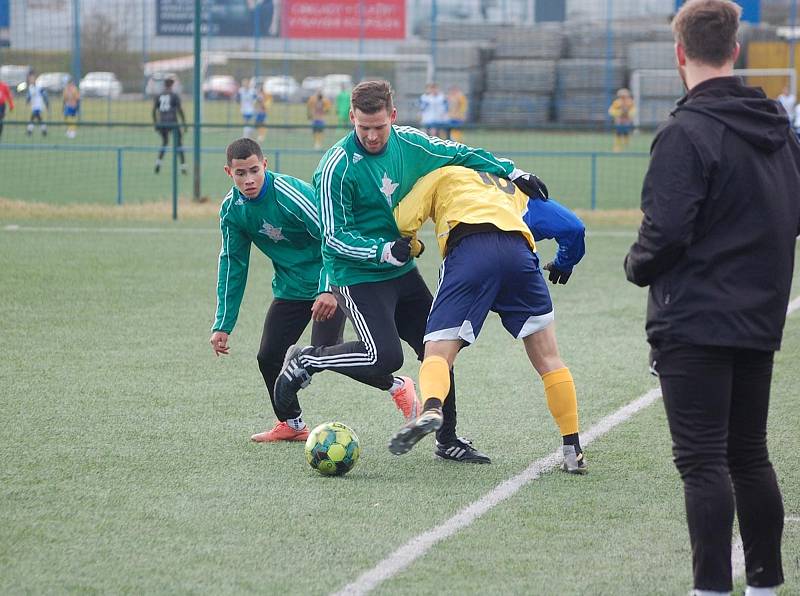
top-left (2, 224), bottom-right (216, 234)
top-left (2, 224), bottom-right (632, 238)
top-left (788, 296), bottom-right (800, 315)
top-left (331, 388), bottom-right (663, 596)
top-left (731, 296), bottom-right (798, 582)
top-left (335, 296), bottom-right (800, 596)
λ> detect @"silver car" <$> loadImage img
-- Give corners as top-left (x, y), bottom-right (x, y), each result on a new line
top-left (79, 72), bottom-right (123, 98)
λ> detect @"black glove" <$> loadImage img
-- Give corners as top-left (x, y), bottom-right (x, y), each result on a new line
top-left (544, 261), bottom-right (571, 284)
top-left (509, 168), bottom-right (549, 200)
top-left (381, 237), bottom-right (412, 266)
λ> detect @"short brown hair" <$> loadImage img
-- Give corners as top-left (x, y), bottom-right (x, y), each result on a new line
top-left (351, 80), bottom-right (394, 114)
top-left (672, 0), bottom-right (741, 67)
top-left (226, 137), bottom-right (263, 165)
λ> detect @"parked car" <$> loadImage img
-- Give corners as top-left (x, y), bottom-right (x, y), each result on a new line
top-left (322, 74), bottom-right (353, 99)
top-left (0, 64), bottom-right (32, 94)
top-left (202, 75), bottom-right (238, 100)
top-left (36, 72), bottom-right (72, 94)
top-left (145, 72), bottom-right (182, 98)
top-left (263, 75), bottom-right (299, 102)
top-left (299, 76), bottom-right (324, 102)
top-left (79, 71), bottom-right (122, 98)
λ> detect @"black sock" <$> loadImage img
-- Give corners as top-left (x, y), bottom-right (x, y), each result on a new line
top-left (563, 433), bottom-right (582, 455)
top-left (423, 398), bottom-right (442, 411)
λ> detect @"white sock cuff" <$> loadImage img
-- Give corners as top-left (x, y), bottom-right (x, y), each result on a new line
top-left (286, 416), bottom-right (305, 431)
top-left (745, 587), bottom-right (778, 596)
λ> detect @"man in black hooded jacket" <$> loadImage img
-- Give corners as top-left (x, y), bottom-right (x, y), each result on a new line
top-left (624, 1), bottom-right (800, 594)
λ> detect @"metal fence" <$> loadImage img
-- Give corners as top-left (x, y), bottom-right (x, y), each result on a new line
top-left (1, 0), bottom-right (798, 212)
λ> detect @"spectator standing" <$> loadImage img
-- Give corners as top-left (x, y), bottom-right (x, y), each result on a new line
top-left (624, 2), bottom-right (800, 595)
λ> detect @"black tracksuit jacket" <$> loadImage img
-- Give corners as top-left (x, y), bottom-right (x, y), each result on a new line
top-left (625, 76), bottom-right (800, 351)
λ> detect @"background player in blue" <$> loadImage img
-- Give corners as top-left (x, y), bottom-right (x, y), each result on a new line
top-left (152, 77), bottom-right (187, 175)
top-left (387, 167), bottom-right (587, 473)
top-left (26, 73), bottom-right (48, 137)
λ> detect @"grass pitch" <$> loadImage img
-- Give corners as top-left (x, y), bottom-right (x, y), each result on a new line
top-left (1, 213), bottom-right (798, 594)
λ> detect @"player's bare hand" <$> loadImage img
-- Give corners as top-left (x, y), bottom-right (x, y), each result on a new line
top-left (311, 293), bottom-right (338, 321)
top-left (210, 331), bottom-right (230, 356)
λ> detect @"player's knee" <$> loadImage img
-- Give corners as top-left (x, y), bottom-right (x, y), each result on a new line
top-left (256, 346), bottom-right (283, 372)
top-left (373, 345), bottom-right (404, 375)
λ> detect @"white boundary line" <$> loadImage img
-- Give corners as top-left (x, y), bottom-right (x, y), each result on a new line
top-left (331, 388), bottom-right (663, 596)
top-left (1, 223), bottom-right (632, 238)
top-left (2, 224), bottom-right (216, 234)
top-left (337, 297), bottom-right (800, 596)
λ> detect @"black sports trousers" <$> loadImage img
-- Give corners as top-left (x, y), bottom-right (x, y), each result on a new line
top-left (258, 298), bottom-right (345, 417)
top-left (651, 342), bottom-right (784, 592)
top-left (293, 267), bottom-right (459, 442)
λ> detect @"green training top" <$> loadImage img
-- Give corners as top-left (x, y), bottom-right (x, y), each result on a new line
top-left (212, 172), bottom-right (328, 333)
top-left (312, 125), bottom-right (515, 287)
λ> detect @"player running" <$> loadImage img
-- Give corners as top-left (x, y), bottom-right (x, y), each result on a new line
top-left (274, 80), bottom-right (548, 463)
top-left (386, 166), bottom-right (588, 473)
top-left (210, 137), bottom-right (419, 441)
top-left (152, 77), bottom-right (187, 175)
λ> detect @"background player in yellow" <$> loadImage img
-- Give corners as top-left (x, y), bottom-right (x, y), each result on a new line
top-left (307, 90), bottom-right (331, 149)
top-left (446, 85), bottom-right (468, 143)
top-left (608, 88), bottom-right (636, 152)
top-left (388, 166), bottom-right (587, 473)
top-left (62, 80), bottom-right (80, 139)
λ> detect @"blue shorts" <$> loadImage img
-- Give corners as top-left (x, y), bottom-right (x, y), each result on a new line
top-left (449, 119), bottom-right (464, 128)
top-left (615, 123), bottom-right (633, 136)
top-left (242, 113), bottom-right (253, 122)
top-left (425, 231), bottom-right (554, 344)
top-left (31, 109), bottom-right (42, 119)
top-left (64, 106), bottom-right (78, 117)
top-left (255, 113), bottom-right (266, 124)
top-left (311, 119), bottom-right (325, 132)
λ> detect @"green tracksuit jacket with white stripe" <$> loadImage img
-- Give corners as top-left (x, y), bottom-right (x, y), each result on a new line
top-left (213, 172), bottom-right (328, 333)
top-left (312, 125), bottom-right (516, 287)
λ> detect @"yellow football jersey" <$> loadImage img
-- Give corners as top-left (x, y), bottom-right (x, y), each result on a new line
top-left (393, 165), bottom-right (535, 257)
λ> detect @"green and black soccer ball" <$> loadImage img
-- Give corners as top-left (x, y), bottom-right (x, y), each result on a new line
top-left (305, 422), bottom-right (360, 476)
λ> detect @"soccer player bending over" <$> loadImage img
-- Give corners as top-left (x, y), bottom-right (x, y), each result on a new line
top-left (387, 166), bottom-right (588, 474)
top-left (209, 137), bottom-right (346, 442)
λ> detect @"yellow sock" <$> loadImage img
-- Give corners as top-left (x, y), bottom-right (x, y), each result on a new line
top-left (542, 367), bottom-right (579, 436)
top-left (419, 355), bottom-right (450, 407)
top-left (451, 129), bottom-right (462, 143)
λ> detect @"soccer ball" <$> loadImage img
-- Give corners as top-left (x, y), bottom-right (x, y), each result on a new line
top-left (305, 422), bottom-right (360, 476)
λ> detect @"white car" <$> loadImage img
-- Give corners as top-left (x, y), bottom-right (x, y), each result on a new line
top-left (263, 76), bottom-right (299, 102)
top-left (79, 72), bottom-right (122, 98)
top-left (322, 74), bottom-right (353, 99)
top-left (299, 76), bottom-right (324, 102)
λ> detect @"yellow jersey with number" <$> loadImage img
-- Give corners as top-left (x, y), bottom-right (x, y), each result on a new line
top-left (393, 165), bottom-right (534, 257)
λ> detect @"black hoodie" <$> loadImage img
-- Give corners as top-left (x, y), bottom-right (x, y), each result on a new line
top-left (625, 76), bottom-right (800, 351)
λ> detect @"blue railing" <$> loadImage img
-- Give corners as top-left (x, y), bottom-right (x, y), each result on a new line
top-left (0, 143), bottom-right (650, 213)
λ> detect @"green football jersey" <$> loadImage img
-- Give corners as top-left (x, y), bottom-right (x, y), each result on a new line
top-left (312, 125), bottom-right (515, 286)
top-left (212, 172), bottom-right (328, 333)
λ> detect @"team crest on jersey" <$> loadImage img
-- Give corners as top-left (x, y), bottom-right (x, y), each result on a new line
top-left (352, 152), bottom-right (363, 164)
top-left (379, 172), bottom-right (399, 206)
top-left (258, 220), bottom-right (285, 242)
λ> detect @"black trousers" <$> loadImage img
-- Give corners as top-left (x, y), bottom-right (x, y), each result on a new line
top-left (156, 126), bottom-right (185, 163)
top-left (258, 298), bottom-right (345, 418)
top-left (292, 268), bottom-right (458, 442)
top-left (651, 342), bottom-right (784, 591)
